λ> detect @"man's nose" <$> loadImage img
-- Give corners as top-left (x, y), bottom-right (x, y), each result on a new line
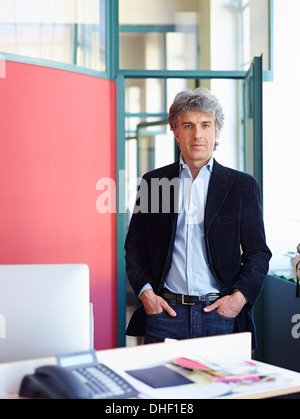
top-left (194, 125), bottom-right (203, 139)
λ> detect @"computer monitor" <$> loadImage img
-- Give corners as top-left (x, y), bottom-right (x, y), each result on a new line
top-left (0, 264), bottom-right (92, 363)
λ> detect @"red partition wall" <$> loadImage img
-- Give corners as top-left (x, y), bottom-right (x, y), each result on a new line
top-left (0, 61), bottom-right (117, 349)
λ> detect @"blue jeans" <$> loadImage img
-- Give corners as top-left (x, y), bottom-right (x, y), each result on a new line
top-left (144, 299), bottom-right (237, 344)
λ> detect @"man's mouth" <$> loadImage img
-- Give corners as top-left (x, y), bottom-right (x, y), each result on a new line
top-left (191, 143), bottom-right (205, 148)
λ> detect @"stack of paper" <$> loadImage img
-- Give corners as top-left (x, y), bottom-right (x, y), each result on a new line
top-left (124, 356), bottom-right (290, 399)
top-left (174, 357), bottom-right (261, 383)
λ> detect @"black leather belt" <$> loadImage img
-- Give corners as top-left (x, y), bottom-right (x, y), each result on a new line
top-left (161, 289), bottom-right (220, 306)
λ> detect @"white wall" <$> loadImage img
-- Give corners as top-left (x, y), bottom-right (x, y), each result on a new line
top-left (263, 0), bottom-right (300, 273)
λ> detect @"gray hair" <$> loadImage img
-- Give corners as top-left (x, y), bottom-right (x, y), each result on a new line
top-left (168, 88), bottom-right (225, 147)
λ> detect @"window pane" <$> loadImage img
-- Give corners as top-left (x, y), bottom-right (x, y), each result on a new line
top-left (0, 0), bottom-right (106, 72)
top-left (166, 32), bottom-right (198, 70)
top-left (119, 0), bottom-right (200, 71)
top-left (119, 0), bottom-right (270, 72)
top-left (120, 33), bottom-right (165, 70)
top-left (125, 79), bottom-right (165, 114)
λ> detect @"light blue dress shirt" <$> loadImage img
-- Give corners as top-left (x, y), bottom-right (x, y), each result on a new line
top-left (139, 155), bottom-right (219, 298)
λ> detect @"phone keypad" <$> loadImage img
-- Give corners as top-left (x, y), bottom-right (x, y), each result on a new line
top-left (72, 364), bottom-right (137, 399)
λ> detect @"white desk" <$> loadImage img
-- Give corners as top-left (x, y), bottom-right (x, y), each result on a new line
top-left (1, 333), bottom-right (300, 399)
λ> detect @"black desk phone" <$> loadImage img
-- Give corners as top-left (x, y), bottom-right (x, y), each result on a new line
top-left (19, 350), bottom-right (138, 399)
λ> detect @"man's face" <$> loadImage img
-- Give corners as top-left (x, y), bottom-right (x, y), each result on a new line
top-left (174, 110), bottom-right (219, 169)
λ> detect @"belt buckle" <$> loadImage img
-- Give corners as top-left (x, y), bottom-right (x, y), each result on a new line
top-left (208, 293), bottom-right (220, 302)
top-left (181, 295), bottom-right (195, 306)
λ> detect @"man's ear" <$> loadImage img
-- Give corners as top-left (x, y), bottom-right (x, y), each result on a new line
top-left (172, 129), bottom-right (180, 147)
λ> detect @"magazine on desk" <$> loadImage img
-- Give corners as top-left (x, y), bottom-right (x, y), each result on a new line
top-left (125, 356), bottom-right (292, 399)
top-left (174, 356), bottom-right (263, 382)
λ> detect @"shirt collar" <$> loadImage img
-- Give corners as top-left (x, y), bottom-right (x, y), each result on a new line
top-left (179, 154), bottom-right (214, 174)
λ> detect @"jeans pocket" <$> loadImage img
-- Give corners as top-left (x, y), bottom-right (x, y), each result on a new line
top-left (144, 310), bottom-right (173, 344)
top-left (146, 311), bottom-right (165, 318)
top-left (215, 310), bottom-right (237, 321)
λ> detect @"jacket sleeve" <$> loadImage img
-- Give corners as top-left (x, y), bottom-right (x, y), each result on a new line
top-left (233, 177), bottom-right (272, 308)
top-left (124, 176), bottom-right (153, 298)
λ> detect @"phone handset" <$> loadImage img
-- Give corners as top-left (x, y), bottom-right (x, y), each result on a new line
top-left (19, 365), bottom-right (90, 399)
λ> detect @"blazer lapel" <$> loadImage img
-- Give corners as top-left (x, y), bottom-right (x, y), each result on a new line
top-left (205, 160), bottom-right (233, 232)
top-left (162, 159), bottom-right (233, 232)
top-left (159, 160), bottom-right (180, 228)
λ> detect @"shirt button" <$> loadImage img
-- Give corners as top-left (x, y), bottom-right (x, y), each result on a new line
top-left (190, 245), bottom-right (194, 250)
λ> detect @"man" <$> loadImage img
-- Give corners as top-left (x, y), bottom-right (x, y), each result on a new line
top-left (125, 88), bottom-right (271, 348)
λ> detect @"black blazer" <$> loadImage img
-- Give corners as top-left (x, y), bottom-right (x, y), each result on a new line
top-left (125, 159), bottom-right (272, 347)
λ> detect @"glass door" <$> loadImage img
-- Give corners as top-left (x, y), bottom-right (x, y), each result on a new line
top-left (243, 56), bottom-right (264, 360)
top-left (243, 55), bottom-right (263, 193)
top-left (136, 120), bottom-right (178, 178)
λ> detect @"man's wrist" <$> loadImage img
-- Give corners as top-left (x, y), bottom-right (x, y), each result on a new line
top-left (138, 283), bottom-right (153, 299)
top-left (232, 289), bottom-right (247, 305)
